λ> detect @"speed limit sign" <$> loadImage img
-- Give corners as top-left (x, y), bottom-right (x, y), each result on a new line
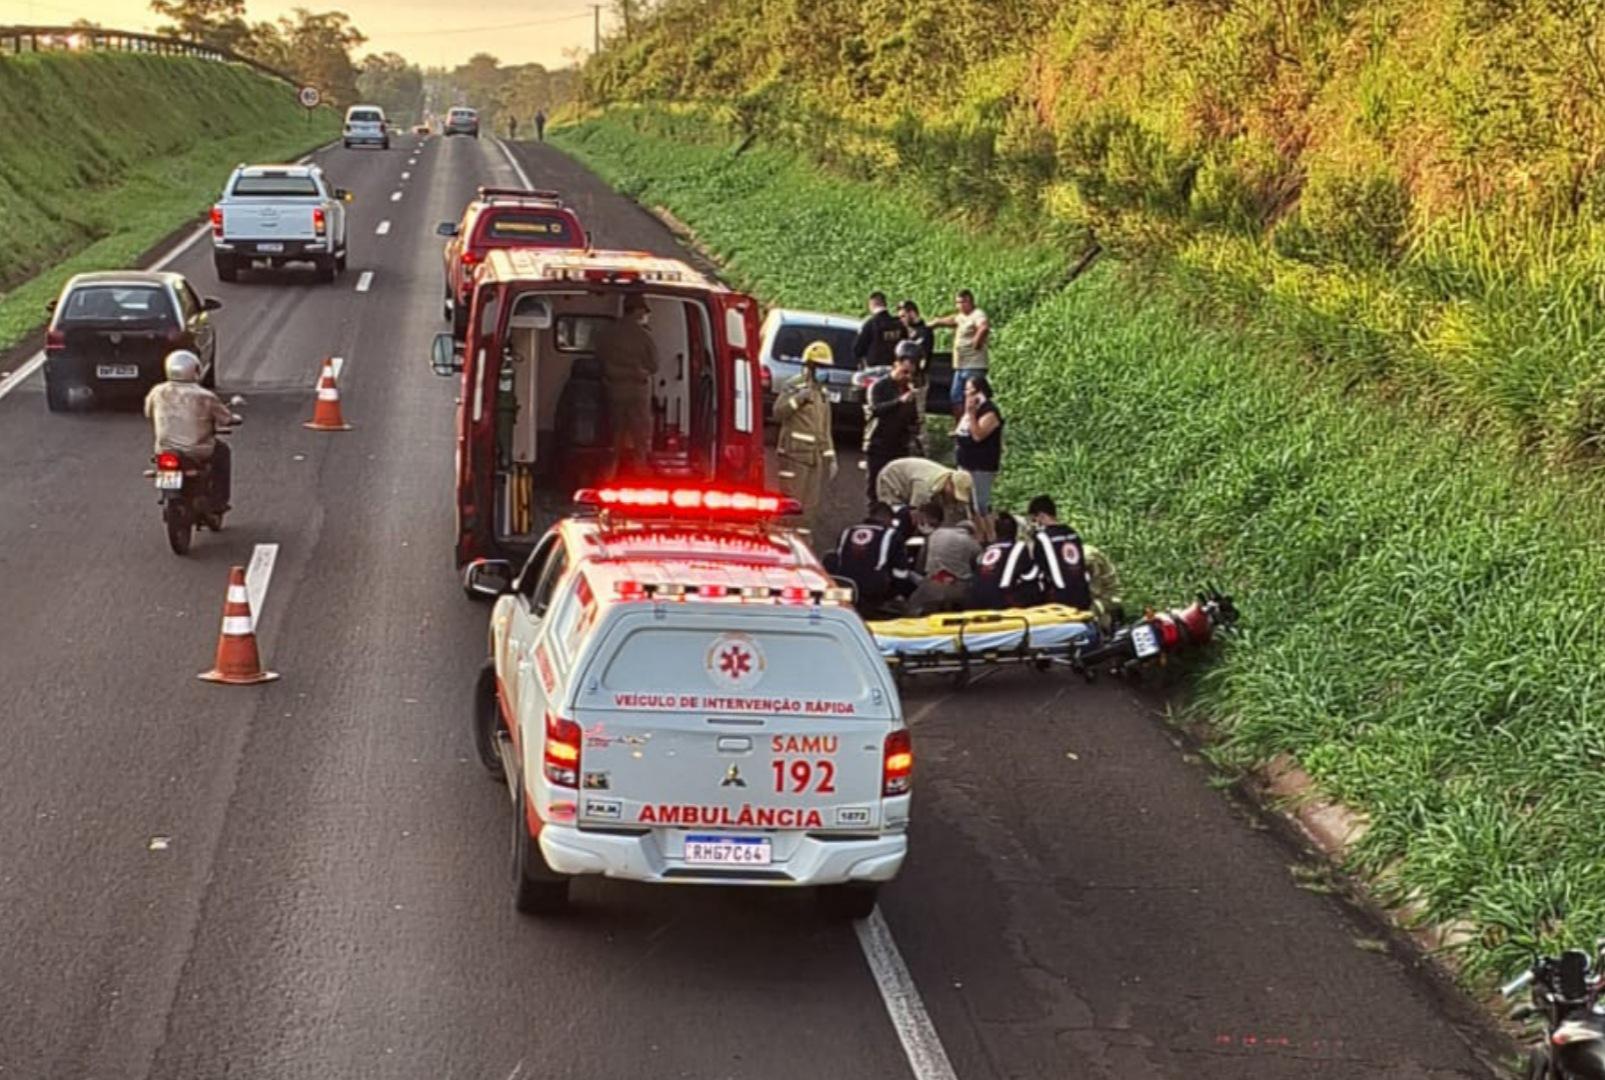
top-left (297, 85), bottom-right (321, 109)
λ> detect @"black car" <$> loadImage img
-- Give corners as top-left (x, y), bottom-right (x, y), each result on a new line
top-left (43, 271), bottom-right (220, 412)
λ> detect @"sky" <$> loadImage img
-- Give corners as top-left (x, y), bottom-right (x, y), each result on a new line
top-left (0, 0), bottom-right (612, 68)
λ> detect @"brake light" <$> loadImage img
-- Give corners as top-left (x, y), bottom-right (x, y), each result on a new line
top-left (45, 329), bottom-right (65, 352)
top-left (156, 451), bottom-right (182, 471)
top-left (761, 366), bottom-right (773, 393)
top-left (209, 206), bottom-right (223, 238)
top-left (543, 711), bottom-right (581, 787)
top-left (461, 250), bottom-right (480, 267)
top-left (574, 485), bottom-right (801, 518)
top-left (313, 207), bottom-right (327, 235)
top-left (883, 730), bottom-right (913, 796)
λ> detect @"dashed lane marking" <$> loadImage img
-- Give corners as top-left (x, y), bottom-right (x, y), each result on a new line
top-left (855, 909), bottom-right (960, 1080)
top-left (390, 190), bottom-right (402, 202)
top-left (355, 272), bottom-right (374, 293)
top-left (402, 171), bottom-right (411, 180)
top-left (376, 220), bottom-right (391, 236)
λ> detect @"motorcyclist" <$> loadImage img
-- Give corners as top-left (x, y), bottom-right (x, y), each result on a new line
top-left (144, 350), bottom-right (238, 513)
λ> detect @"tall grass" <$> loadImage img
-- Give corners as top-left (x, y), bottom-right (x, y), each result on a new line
top-left (556, 111), bottom-right (1605, 980)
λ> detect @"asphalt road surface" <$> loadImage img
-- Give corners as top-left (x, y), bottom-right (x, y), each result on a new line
top-left (0, 133), bottom-right (1512, 1080)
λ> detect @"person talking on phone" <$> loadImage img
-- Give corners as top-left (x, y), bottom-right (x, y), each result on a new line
top-left (952, 373), bottom-right (1003, 515)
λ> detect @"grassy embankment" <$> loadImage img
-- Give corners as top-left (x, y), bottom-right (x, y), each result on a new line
top-left (0, 51), bottom-right (339, 351)
top-left (554, 109), bottom-right (1605, 983)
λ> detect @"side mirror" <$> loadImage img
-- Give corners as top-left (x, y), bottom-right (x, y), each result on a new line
top-left (463, 558), bottom-right (514, 597)
top-left (436, 221), bottom-right (460, 237)
top-left (45, 298), bottom-right (57, 314)
top-left (202, 296), bottom-right (223, 312)
top-left (430, 332), bottom-right (463, 376)
top-left (335, 188), bottom-right (353, 203)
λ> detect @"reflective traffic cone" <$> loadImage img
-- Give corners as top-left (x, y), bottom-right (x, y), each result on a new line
top-left (303, 359), bottom-right (352, 431)
top-left (198, 566), bottom-right (279, 685)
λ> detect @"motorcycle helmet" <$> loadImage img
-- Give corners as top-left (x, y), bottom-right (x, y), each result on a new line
top-left (894, 340), bottom-right (921, 361)
top-left (164, 350), bottom-right (202, 383)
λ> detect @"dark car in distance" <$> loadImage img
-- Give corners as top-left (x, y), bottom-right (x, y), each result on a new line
top-left (43, 271), bottom-right (220, 412)
top-left (445, 106), bottom-right (479, 137)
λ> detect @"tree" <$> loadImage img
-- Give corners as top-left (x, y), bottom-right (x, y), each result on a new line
top-left (275, 8), bottom-right (367, 108)
top-left (148, 0), bottom-right (251, 51)
top-left (358, 52), bottom-right (425, 122)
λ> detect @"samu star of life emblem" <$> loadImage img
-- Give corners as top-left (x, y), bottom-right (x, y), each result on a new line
top-left (705, 632), bottom-right (766, 690)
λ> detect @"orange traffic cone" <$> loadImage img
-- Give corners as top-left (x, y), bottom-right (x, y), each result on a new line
top-left (303, 359), bottom-right (352, 431)
top-left (198, 566), bottom-right (279, 685)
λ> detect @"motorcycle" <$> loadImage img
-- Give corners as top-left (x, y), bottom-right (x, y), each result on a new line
top-left (1503, 946), bottom-right (1605, 1079)
top-left (1072, 588), bottom-right (1238, 676)
top-left (144, 396), bottom-right (243, 555)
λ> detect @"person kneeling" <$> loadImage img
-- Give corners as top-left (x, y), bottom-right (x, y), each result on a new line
top-left (969, 513), bottom-right (1042, 610)
top-left (829, 501), bottom-right (916, 614)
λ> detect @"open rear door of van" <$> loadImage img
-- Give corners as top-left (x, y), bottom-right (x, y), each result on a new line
top-left (711, 291), bottom-right (765, 487)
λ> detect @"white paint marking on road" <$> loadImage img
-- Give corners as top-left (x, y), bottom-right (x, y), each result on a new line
top-left (408, 157), bottom-right (418, 166)
top-left (0, 221), bottom-right (211, 403)
top-left (245, 543), bottom-right (279, 629)
top-left (855, 909), bottom-right (960, 1080)
top-left (497, 138), bottom-right (534, 189)
top-left (390, 190), bottom-right (403, 203)
top-left (355, 271), bottom-right (375, 293)
top-left (401, 170), bottom-right (411, 180)
top-left (376, 220), bottom-right (391, 236)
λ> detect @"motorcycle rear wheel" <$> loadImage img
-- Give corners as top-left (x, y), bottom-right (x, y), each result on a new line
top-left (165, 505), bottom-right (193, 555)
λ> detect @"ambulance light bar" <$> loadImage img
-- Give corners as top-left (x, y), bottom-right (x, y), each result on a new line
top-left (540, 263), bottom-right (685, 284)
top-left (613, 580), bottom-right (852, 605)
top-left (574, 486), bottom-right (802, 518)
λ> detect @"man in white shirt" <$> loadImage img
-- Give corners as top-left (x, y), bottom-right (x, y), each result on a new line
top-left (930, 288), bottom-right (990, 417)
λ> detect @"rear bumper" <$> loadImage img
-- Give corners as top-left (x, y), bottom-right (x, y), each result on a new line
top-left (344, 134), bottom-right (387, 145)
top-left (214, 239), bottom-right (331, 257)
top-left (539, 824), bottom-right (907, 886)
top-left (45, 353), bottom-right (164, 396)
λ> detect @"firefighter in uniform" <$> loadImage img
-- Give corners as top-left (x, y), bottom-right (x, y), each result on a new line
top-left (774, 340), bottom-right (838, 538)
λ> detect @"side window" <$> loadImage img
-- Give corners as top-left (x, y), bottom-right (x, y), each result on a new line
top-left (514, 534), bottom-right (559, 598)
top-left (529, 549), bottom-right (570, 618)
top-left (177, 283), bottom-right (201, 321)
top-left (546, 573), bottom-right (590, 661)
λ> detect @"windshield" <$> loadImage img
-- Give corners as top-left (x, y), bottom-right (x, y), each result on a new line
top-left (59, 285), bottom-right (173, 325)
top-left (347, 109), bottom-right (382, 123)
top-left (450, 109), bottom-right (476, 120)
top-left (232, 174), bottom-right (319, 196)
top-left (771, 324), bottom-right (857, 365)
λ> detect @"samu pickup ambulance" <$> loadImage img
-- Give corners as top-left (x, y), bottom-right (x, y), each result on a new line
top-left (466, 484), bottom-right (912, 918)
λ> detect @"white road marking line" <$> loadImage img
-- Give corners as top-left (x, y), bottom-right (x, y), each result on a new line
top-left (496, 138), bottom-right (534, 189)
top-left (401, 170), bottom-right (411, 180)
top-left (408, 158), bottom-right (418, 166)
top-left (376, 220), bottom-right (391, 236)
top-left (0, 220), bottom-right (211, 403)
top-left (245, 543), bottom-right (278, 628)
top-left (355, 271), bottom-right (374, 293)
top-left (390, 190), bottom-right (402, 202)
top-left (855, 909), bottom-right (960, 1080)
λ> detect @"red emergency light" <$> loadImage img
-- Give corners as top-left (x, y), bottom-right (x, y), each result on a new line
top-left (574, 485), bottom-right (802, 519)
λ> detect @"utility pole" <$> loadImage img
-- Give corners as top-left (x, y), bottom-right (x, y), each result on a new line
top-left (591, 4), bottom-right (602, 55)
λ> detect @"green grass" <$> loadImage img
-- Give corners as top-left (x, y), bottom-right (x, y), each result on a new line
top-left (556, 110), bottom-right (1605, 982)
top-left (0, 51), bottom-right (338, 351)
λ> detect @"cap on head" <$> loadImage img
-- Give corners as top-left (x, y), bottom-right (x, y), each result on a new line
top-left (164, 349), bottom-right (202, 383)
top-left (949, 469), bottom-right (974, 504)
top-left (801, 340), bottom-right (835, 367)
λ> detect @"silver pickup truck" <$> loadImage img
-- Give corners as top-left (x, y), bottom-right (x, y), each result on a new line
top-left (211, 164), bottom-right (351, 283)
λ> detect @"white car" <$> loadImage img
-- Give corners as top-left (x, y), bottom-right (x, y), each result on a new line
top-left (466, 484), bottom-right (913, 918)
top-left (757, 308), bottom-right (869, 430)
top-left (210, 164), bottom-right (352, 283)
top-left (343, 104), bottom-right (389, 149)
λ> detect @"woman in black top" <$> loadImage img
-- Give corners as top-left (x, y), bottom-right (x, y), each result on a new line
top-left (952, 374), bottom-right (1003, 515)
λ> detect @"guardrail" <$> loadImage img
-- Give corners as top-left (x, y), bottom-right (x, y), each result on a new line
top-left (0, 25), bottom-right (300, 87)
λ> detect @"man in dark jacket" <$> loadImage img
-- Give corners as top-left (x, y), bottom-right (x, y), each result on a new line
top-left (971, 513), bottom-right (1042, 610)
top-left (862, 352), bottom-right (921, 504)
top-left (1027, 495), bottom-right (1094, 611)
top-left (853, 291), bottom-right (904, 369)
top-left (897, 298), bottom-right (936, 387)
top-left (830, 501), bottom-right (915, 612)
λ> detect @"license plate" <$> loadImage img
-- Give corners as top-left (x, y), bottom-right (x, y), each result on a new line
top-left (1131, 624), bottom-right (1161, 659)
top-left (96, 364), bottom-right (138, 379)
top-left (154, 471), bottom-right (183, 491)
top-left (825, 389), bottom-right (842, 404)
top-left (684, 835), bottom-right (772, 866)
top-left (256, 242), bottom-right (284, 253)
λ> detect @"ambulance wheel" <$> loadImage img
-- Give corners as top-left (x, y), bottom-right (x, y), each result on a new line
top-left (511, 771), bottom-right (570, 915)
top-left (473, 662), bottom-right (504, 780)
top-left (819, 883), bottom-right (879, 920)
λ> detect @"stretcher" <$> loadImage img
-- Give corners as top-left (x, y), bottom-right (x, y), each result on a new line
top-left (867, 604), bottom-right (1104, 685)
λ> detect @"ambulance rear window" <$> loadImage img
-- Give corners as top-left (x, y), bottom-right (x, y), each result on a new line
top-left (590, 625), bottom-right (885, 719)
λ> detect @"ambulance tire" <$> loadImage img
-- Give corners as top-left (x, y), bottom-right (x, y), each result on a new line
top-left (473, 662), bottom-right (504, 780)
top-left (818, 883), bottom-right (879, 920)
top-left (511, 771), bottom-right (570, 915)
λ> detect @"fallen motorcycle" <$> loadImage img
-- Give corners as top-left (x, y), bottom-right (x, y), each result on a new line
top-left (1503, 946), bottom-right (1605, 1079)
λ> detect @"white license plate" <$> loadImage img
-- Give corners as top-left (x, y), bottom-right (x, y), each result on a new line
top-left (256, 242), bottom-right (285, 253)
top-left (826, 389), bottom-right (842, 404)
top-left (96, 364), bottom-right (138, 379)
top-left (1131, 624), bottom-right (1161, 659)
top-left (684, 835), bottom-right (772, 866)
top-left (154, 471), bottom-right (183, 490)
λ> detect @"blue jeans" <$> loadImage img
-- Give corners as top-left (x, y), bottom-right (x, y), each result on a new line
top-left (950, 367), bottom-right (987, 412)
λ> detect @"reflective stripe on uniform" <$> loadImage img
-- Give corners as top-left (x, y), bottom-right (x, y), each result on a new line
top-left (1037, 533), bottom-right (1067, 590)
top-left (1000, 543), bottom-right (1033, 589)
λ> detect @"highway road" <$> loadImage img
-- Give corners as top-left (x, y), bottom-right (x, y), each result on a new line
top-left (0, 132), bottom-right (1511, 1079)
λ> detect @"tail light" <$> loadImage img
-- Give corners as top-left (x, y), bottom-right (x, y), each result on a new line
top-left (156, 451), bottom-right (182, 471)
top-left (313, 207), bottom-right (327, 235)
top-left (45, 329), bottom-right (65, 352)
top-left (543, 711), bottom-right (581, 787)
top-left (882, 730), bottom-right (913, 796)
top-left (460, 250), bottom-right (480, 267)
top-left (209, 206), bottom-right (223, 238)
top-left (760, 366), bottom-right (772, 393)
